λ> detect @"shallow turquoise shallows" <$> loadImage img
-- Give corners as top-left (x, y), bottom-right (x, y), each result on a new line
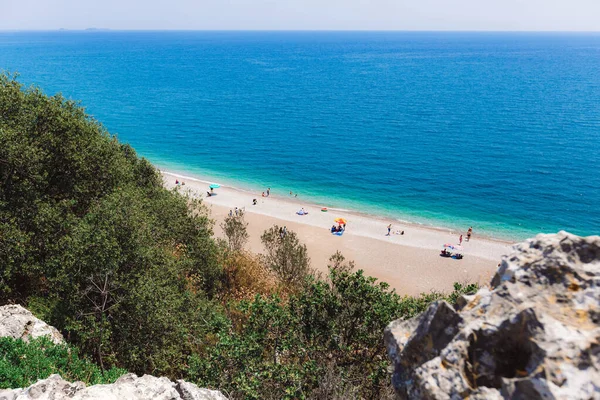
top-left (1, 31), bottom-right (599, 240)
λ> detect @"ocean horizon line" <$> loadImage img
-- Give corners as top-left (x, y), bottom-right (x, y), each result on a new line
top-left (2, 29), bottom-right (600, 34)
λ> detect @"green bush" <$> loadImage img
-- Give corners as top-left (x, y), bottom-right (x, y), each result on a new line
top-left (0, 336), bottom-right (126, 389)
top-left (188, 268), bottom-right (477, 399)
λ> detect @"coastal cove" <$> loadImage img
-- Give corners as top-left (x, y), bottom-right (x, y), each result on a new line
top-left (161, 170), bottom-right (512, 296)
top-left (2, 31), bottom-right (599, 239)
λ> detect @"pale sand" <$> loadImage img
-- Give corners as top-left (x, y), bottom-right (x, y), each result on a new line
top-left (162, 171), bottom-right (515, 296)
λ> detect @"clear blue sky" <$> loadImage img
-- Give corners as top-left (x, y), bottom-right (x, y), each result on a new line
top-left (2, 0), bottom-right (600, 31)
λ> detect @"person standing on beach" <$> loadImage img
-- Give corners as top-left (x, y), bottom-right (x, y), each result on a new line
top-left (228, 209), bottom-right (233, 217)
top-left (467, 227), bottom-right (473, 241)
top-left (387, 224), bottom-right (392, 236)
top-left (267, 188), bottom-right (271, 197)
top-left (459, 234), bottom-right (463, 245)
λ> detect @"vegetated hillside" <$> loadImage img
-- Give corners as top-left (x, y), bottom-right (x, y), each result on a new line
top-left (0, 73), bottom-right (477, 399)
top-left (0, 72), bottom-right (222, 376)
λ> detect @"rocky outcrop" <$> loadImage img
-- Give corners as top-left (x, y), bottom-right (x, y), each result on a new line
top-left (0, 304), bottom-right (64, 344)
top-left (0, 306), bottom-right (227, 400)
top-left (0, 373), bottom-right (227, 400)
top-left (385, 231), bottom-right (600, 399)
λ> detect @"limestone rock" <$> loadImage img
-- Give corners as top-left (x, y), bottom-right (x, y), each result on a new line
top-left (0, 305), bottom-right (64, 344)
top-left (0, 373), bottom-right (227, 400)
top-left (385, 231), bottom-right (600, 400)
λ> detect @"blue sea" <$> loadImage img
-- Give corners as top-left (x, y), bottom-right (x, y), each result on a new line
top-left (1, 31), bottom-right (599, 240)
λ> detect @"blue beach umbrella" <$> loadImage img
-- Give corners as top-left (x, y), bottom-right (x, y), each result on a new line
top-left (209, 184), bottom-right (221, 189)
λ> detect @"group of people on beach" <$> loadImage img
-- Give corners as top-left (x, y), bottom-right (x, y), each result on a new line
top-left (331, 224), bottom-right (345, 234)
top-left (386, 224), bottom-right (404, 236)
top-left (228, 207), bottom-right (244, 217)
top-left (459, 227), bottom-right (474, 244)
top-left (262, 188), bottom-right (271, 197)
top-left (279, 226), bottom-right (288, 239)
top-left (175, 179), bottom-right (185, 186)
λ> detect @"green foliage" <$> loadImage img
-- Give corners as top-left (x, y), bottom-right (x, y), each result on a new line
top-left (221, 211), bottom-right (249, 252)
top-left (0, 73), bottom-right (481, 398)
top-left (327, 250), bottom-right (355, 275)
top-left (446, 282), bottom-right (479, 304)
top-left (260, 225), bottom-right (311, 287)
top-left (0, 73), bottom-right (222, 376)
top-left (0, 336), bottom-right (126, 389)
top-left (188, 267), bottom-right (477, 399)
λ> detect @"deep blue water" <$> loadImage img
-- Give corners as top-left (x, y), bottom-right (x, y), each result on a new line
top-left (1, 31), bottom-right (599, 240)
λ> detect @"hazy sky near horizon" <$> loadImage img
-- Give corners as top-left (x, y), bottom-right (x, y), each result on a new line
top-left (1, 0), bottom-right (599, 31)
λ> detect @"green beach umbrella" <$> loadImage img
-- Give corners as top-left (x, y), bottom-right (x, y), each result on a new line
top-left (209, 184), bottom-right (220, 189)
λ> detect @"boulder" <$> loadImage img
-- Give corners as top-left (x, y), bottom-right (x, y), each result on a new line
top-left (385, 231), bottom-right (600, 399)
top-left (0, 304), bottom-right (64, 344)
top-left (0, 373), bottom-right (227, 400)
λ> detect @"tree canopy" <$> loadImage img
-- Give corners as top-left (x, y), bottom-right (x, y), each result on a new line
top-left (0, 73), bottom-right (222, 375)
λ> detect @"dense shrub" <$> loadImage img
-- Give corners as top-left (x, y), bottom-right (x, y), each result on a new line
top-left (261, 225), bottom-right (312, 287)
top-left (0, 337), bottom-right (126, 389)
top-left (0, 73), bottom-right (221, 376)
top-left (188, 268), bottom-right (477, 399)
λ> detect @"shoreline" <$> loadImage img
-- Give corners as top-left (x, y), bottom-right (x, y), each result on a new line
top-left (160, 169), bottom-right (515, 247)
top-left (160, 169), bottom-right (516, 296)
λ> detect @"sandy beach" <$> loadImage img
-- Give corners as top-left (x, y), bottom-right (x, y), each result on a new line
top-left (162, 171), bottom-right (515, 296)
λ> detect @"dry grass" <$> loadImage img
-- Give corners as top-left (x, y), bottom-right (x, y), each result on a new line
top-left (221, 251), bottom-right (279, 301)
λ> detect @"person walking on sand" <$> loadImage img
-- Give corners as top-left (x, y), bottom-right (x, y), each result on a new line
top-left (459, 234), bottom-right (463, 245)
top-left (267, 188), bottom-right (271, 197)
top-left (228, 209), bottom-right (233, 217)
top-left (467, 227), bottom-right (473, 241)
top-left (387, 224), bottom-right (392, 236)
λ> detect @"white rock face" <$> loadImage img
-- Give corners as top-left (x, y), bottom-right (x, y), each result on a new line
top-left (0, 374), bottom-right (227, 400)
top-left (385, 231), bottom-right (600, 400)
top-left (0, 304), bottom-right (64, 344)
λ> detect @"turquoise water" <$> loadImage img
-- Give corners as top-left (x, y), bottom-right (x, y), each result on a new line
top-left (1, 31), bottom-right (599, 240)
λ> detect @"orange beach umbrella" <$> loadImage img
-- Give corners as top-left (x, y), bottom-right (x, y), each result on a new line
top-left (334, 218), bottom-right (347, 224)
